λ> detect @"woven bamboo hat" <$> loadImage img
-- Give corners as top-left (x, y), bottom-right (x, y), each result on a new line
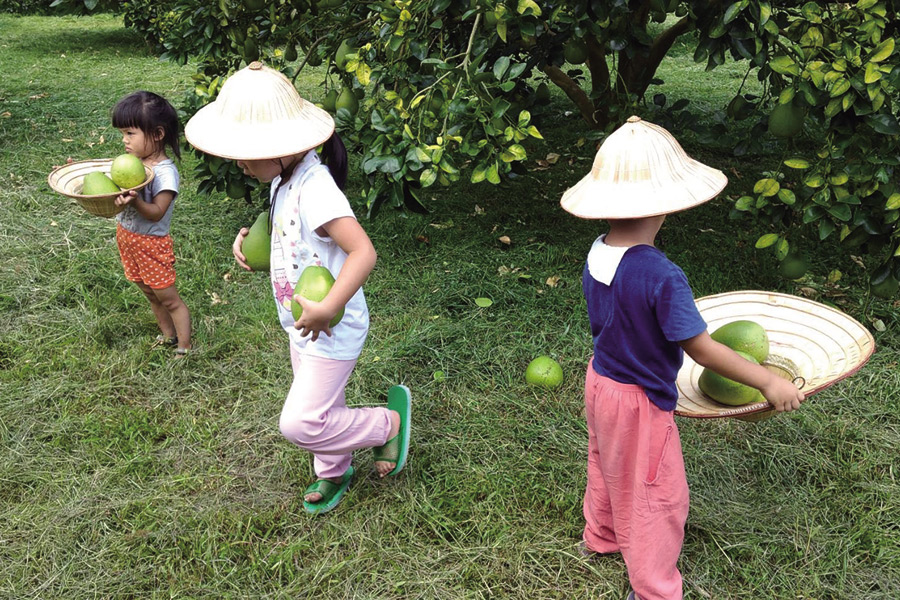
top-left (184, 62), bottom-right (334, 161)
top-left (560, 116), bottom-right (728, 219)
top-left (675, 291), bottom-right (876, 419)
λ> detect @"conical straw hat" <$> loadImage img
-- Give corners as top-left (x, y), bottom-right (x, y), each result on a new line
top-left (560, 116), bottom-right (728, 219)
top-left (185, 62), bottom-right (334, 161)
top-left (675, 290), bottom-right (876, 419)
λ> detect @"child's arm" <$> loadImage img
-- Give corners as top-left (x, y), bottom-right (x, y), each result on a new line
top-left (114, 189), bottom-right (175, 222)
top-left (232, 227), bottom-right (253, 271)
top-left (292, 216), bottom-right (377, 341)
top-left (680, 332), bottom-right (805, 412)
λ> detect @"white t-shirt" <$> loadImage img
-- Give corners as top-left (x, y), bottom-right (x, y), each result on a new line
top-left (269, 151), bottom-right (369, 360)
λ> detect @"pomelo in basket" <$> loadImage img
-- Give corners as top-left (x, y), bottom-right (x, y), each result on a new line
top-left (291, 265), bottom-right (344, 327)
top-left (698, 351), bottom-right (764, 406)
top-left (710, 320), bottom-right (769, 364)
top-left (81, 171), bottom-right (120, 196)
top-left (525, 356), bottom-right (563, 388)
top-left (242, 211), bottom-right (271, 271)
top-left (110, 153), bottom-right (146, 189)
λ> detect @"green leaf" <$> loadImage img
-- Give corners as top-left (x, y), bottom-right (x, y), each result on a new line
top-left (829, 78), bottom-right (851, 97)
top-left (474, 297), bottom-right (493, 307)
top-left (784, 158), bottom-right (810, 169)
top-left (775, 237), bottom-right (790, 260)
top-left (493, 56), bottom-right (510, 81)
top-left (769, 55), bottom-right (800, 76)
top-left (818, 219), bottom-right (835, 240)
top-left (753, 178), bottom-right (780, 197)
top-left (864, 62), bottom-right (882, 84)
top-left (886, 193), bottom-right (900, 210)
top-left (516, 0), bottom-right (541, 16)
top-left (486, 162), bottom-right (500, 184)
top-left (735, 196), bottom-right (755, 211)
top-left (526, 125), bottom-right (543, 139)
top-left (804, 173), bottom-right (825, 188)
top-left (755, 233), bottom-right (780, 249)
top-left (420, 168), bottom-right (437, 187)
top-left (777, 188), bottom-right (796, 205)
top-left (870, 38), bottom-right (895, 63)
top-left (827, 204), bottom-right (852, 221)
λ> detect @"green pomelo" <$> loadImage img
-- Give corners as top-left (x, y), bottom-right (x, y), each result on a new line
top-left (767, 103), bottom-right (806, 138)
top-left (322, 89), bottom-right (338, 112)
top-left (226, 178), bottom-right (247, 199)
top-left (110, 154), bottom-right (145, 189)
top-left (698, 351), bottom-right (765, 407)
top-left (243, 38), bottom-right (260, 63)
top-left (291, 266), bottom-right (344, 326)
top-left (335, 86), bottom-right (359, 116)
top-left (779, 255), bottom-right (808, 280)
top-left (710, 320), bottom-right (769, 363)
top-left (525, 356), bottom-right (563, 388)
top-left (563, 39), bottom-right (587, 64)
top-left (242, 211), bottom-right (271, 271)
top-left (305, 50), bottom-right (323, 67)
top-left (335, 39), bottom-right (353, 70)
top-left (82, 171), bottom-right (121, 196)
top-left (283, 44), bottom-right (298, 62)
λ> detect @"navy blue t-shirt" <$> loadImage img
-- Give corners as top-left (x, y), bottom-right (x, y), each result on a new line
top-left (583, 243), bottom-right (707, 411)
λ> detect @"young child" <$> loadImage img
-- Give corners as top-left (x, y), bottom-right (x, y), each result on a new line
top-left (112, 91), bottom-right (192, 357)
top-left (561, 116), bottom-right (805, 600)
top-left (184, 62), bottom-right (411, 515)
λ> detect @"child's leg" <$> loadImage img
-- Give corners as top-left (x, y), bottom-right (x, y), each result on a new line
top-left (151, 284), bottom-right (192, 350)
top-left (583, 364), bottom-right (620, 554)
top-left (281, 347), bottom-right (392, 480)
top-left (589, 373), bottom-right (689, 600)
top-left (135, 281), bottom-right (177, 340)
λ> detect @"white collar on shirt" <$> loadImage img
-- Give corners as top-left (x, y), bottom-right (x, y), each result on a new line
top-left (587, 234), bottom-right (631, 285)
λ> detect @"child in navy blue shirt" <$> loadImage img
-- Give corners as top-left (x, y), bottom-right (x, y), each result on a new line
top-left (561, 117), bottom-right (805, 600)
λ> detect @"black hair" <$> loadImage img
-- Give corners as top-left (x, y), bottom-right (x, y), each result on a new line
top-left (111, 91), bottom-right (181, 159)
top-left (319, 132), bottom-right (348, 191)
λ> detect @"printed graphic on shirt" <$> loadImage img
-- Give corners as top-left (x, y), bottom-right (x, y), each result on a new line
top-left (271, 198), bottom-right (318, 312)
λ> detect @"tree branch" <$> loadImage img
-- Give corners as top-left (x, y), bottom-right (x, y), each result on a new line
top-left (542, 65), bottom-right (597, 128)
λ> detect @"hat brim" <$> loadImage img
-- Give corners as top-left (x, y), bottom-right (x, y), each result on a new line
top-left (560, 160), bottom-right (728, 219)
top-left (675, 291), bottom-right (876, 419)
top-left (184, 101), bottom-right (335, 161)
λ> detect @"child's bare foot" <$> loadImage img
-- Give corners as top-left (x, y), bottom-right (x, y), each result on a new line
top-left (304, 477), bottom-right (345, 503)
top-left (374, 409), bottom-right (400, 477)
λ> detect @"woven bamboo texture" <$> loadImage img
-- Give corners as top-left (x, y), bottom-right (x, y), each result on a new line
top-left (675, 290), bottom-right (875, 419)
top-left (47, 158), bottom-right (154, 218)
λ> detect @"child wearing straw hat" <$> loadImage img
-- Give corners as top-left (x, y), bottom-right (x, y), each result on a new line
top-left (184, 62), bottom-right (410, 515)
top-left (561, 116), bottom-right (805, 600)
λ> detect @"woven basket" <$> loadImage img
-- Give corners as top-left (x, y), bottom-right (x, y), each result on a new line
top-left (675, 290), bottom-right (876, 419)
top-left (47, 158), bottom-right (155, 218)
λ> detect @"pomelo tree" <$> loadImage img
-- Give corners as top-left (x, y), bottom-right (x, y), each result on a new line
top-left (53, 0), bottom-right (900, 295)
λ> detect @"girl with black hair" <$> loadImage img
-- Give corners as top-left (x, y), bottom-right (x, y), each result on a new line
top-left (184, 63), bottom-right (410, 515)
top-left (112, 91), bottom-right (192, 357)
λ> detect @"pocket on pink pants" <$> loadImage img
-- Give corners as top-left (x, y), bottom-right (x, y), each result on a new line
top-left (642, 424), bottom-right (688, 513)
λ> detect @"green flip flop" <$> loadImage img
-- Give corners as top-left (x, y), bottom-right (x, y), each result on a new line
top-left (372, 385), bottom-right (411, 477)
top-left (302, 466), bottom-right (354, 515)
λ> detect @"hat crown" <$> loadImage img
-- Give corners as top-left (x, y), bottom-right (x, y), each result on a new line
top-left (560, 115), bottom-right (728, 219)
top-left (184, 62), bottom-right (335, 161)
top-left (212, 63), bottom-right (309, 125)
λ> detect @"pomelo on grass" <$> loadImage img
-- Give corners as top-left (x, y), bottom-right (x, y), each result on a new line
top-left (110, 153), bottom-right (145, 189)
top-left (698, 351), bottom-right (764, 406)
top-left (525, 356), bottom-right (563, 388)
top-left (291, 265), bottom-right (344, 327)
top-left (242, 211), bottom-right (271, 271)
top-left (710, 320), bottom-right (769, 364)
top-left (81, 171), bottom-right (120, 196)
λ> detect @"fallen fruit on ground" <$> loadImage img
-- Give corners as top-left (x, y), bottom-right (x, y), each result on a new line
top-left (710, 320), bottom-right (769, 363)
top-left (110, 154), bottom-right (145, 189)
top-left (525, 356), bottom-right (563, 388)
top-left (698, 351), bottom-right (764, 406)
top-left (242, 211), bottom-right (271, 271)
top-left (291, 265), bottom-right (344, 327)
top-left (81, 171), bottom-right (120, 195)
top-left (779, 254), bottom-right (808, 280)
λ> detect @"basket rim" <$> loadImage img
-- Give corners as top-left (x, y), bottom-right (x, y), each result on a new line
top-left (47, 157), bottom-right (155, 200)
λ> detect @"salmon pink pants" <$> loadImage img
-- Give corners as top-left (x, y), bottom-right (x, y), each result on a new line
top-left (583, 365), bottom-right (689, 600)
top-left (280, 347), bottom-right (392, 479)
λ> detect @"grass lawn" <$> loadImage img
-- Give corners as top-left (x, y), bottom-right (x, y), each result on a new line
top-left (1, 13), bottom-right (899, 600)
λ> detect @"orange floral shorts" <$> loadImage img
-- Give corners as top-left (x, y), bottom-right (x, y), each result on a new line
top-left (116, 224), bottom-right (176, 289)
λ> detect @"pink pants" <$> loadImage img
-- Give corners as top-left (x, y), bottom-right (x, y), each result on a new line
top-left (583, 365), bottom-right (690, 600)
top-left (280, 347), bottom-right (392, 479)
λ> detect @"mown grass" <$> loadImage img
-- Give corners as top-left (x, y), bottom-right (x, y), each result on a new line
top-left (1, 13), bottom-right (899, 600)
